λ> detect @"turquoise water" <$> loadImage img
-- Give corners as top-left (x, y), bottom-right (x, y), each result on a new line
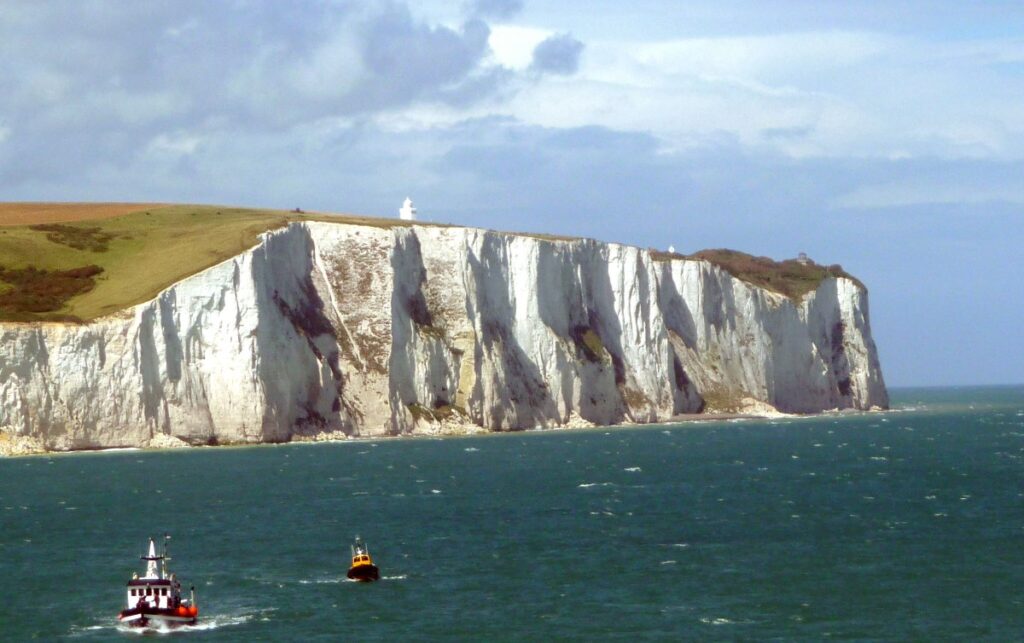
top-left (1, 386), bottom-right (1022, 640)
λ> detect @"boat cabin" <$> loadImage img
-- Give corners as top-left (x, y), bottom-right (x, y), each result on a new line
top-left (126, 578), bottom-right (178, 610)
top-left (125, 537), bottom-right (184, 610)
top-left (351, 537), bottom-right (373, 566)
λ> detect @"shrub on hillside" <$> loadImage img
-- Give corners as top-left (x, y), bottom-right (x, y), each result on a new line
top-left (0, 264), bottom-right (104, 318)
top-left (29, 224), bottom-right (113, 252)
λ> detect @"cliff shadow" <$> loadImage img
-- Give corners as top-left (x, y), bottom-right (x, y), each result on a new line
top-left (253, 224), bottom-right (349, 440)
top-left (655, 264), bottom-right (703, 413)
top-left (576, 243), bottom-right (639, 424)
top-left (466, 233), bottom-right (554, 429)
top-left (388, 229), bottom-right (461, 433)
top-left (535, 241), bottom-right (589, 419)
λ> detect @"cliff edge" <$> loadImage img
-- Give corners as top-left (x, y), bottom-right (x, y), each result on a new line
top-left (0, 220), bottom-right (888, 452)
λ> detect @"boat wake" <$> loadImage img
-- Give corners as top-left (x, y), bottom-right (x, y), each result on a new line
top-left (298, 575), bottom-right (346, 585)
top-left (71, 610), bottom-right (262, 637)
top-left (126, 612), bottom-right (259, 635)
top-left (299, 573), bottom-right (407, 584)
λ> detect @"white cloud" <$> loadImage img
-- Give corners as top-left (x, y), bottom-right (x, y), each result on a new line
top-left (146, 133), bottom-right (202, 157)
top-left (630, 31), bottom-right (890, 81)
top-left (468, 31), bottom-right (1024, 162)
top-left (488, 25), bottom-right (552, 69)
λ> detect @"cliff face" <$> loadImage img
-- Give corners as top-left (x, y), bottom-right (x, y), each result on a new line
top-left (0, 222), bottom-right (887, 450)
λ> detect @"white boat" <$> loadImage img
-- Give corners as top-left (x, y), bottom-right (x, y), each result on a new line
top-left (117, 535), bottom-right (199, 628)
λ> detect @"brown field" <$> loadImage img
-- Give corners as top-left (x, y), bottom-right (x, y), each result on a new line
top-left (0, 202), bottom-right (162, 226)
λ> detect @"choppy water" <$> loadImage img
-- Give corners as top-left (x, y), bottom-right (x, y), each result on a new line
top-left (1, 386), bottom-right (1022, 640)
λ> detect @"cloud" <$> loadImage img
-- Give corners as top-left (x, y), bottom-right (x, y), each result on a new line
top-left (466, 0), bottom-right (523, 20)
top-left (489, 25), bottom-right (553, 69)
top-left (0, 0), bottom-right (517, 188)
top-left (352, 10), bottom-right (498, 113)
top-left (487, 30), bottom-right (1024, 162)
top-left (530, 33), bottom-right (584, 75)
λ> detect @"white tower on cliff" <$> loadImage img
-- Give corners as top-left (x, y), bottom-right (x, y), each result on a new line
top-left (399, 197), bottom-right (417, 221)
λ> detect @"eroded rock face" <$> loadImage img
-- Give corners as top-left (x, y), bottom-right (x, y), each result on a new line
top-left (0, 222), bottom-right (888, 451)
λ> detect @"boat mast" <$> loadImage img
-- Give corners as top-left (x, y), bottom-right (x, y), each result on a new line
top-left (161, 533), bottom-right (172, 579)
top-left (141, 537), bottom-right (162, 579)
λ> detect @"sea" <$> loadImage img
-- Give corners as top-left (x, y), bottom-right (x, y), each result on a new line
top-left (1, 386), bottom-right (1022, 641)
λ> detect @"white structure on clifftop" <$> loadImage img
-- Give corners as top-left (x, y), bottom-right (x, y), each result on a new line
top-left (399, 197), bottom-right (417, 221)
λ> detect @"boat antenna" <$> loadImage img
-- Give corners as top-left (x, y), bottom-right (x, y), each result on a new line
top-left (162, 533), bottom-right (172, 578)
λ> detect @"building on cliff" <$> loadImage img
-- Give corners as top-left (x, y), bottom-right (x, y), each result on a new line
top-left (399, 198), bottom-right (417, 221)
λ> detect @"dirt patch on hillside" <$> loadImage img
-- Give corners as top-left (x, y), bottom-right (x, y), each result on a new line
top-left (0, 203), bottom-right (160, 226)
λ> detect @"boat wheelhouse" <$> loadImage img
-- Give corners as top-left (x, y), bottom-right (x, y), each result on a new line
top-left (118, 535), bottom-right (198, 628)
top-left (346, 536), bottom-right (380, 582)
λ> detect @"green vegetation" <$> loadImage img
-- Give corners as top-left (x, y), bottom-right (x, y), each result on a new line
top-left (0, 265), bottom-right (103, 321)
top-left (699, 387), bottom-right (746, 413)
top-left (570, 325), bottom-right (607, 363)
top-left (619, 386), bottom-right (650, 409)
top-left (0, 201), bottom-right (863, 323)
top-left (649, 249), bottom-right (687, 262)
top-left (0, 205), bottom-right (301, 321)
top-left (507, 230), bottom-right (580, 242)
top-left (406, 401), bottom-right (467, 423)
top-left (29, 224), bottom-right (114, 252)
top-left (0, 204), bottom-right (456, 323)
top-left (688, 249), bottom-right (864, 300)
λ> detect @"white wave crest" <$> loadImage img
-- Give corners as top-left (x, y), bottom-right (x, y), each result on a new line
top-left (299, 576), bottom-right (345, 585)
top-left (700, 617), bottom-right (735, 626)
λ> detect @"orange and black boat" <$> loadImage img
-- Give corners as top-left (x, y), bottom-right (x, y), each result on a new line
top-left (346, 536), bottom-right (380, 582)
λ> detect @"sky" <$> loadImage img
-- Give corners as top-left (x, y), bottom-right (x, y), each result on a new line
top-left (1, 0), bottom-right (1022, 387)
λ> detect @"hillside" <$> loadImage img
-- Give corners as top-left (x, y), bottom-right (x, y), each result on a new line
top-left (0, 203), bottom-right (860, 323)
top-left (0, 204), bottom-right (436, 322)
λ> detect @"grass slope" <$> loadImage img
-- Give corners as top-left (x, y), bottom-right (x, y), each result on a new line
top-left (0, 202), bottom-right (860, 322)
top-left (687, 249), bottom-right (864, 300)
top-left (0, 204), bottom-right (433, 322)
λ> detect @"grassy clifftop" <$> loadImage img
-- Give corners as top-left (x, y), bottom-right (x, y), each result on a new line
top-left (0, 203), bottom-right (860, 322)
top-left (687, 249), bottom-right (864, 300)
top-left (0, 204), bottom-right (428, 322)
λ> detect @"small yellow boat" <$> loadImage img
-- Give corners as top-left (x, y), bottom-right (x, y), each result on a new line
top-left (346, 536), bottom-right (380, 582)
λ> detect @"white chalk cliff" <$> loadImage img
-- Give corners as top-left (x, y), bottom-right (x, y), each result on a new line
top-left (0, 222), bottom-right (887, 451)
